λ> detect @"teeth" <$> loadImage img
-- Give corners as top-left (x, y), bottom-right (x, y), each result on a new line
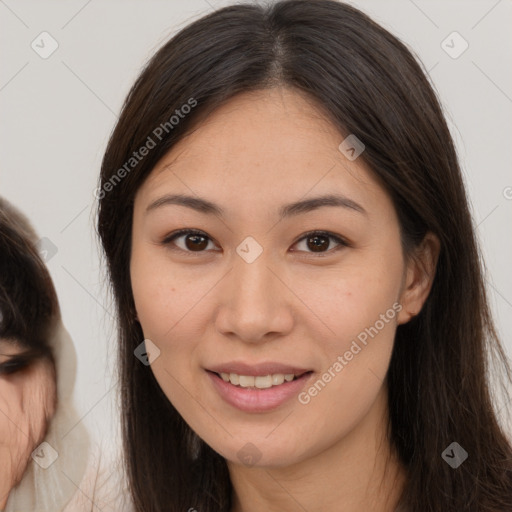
top-left (255, 375), bottom-right (272, 389)
top-left (272, 374), bottom-right (285, 385)
top-left (239, 375), bottom-right (254, 387)
top-left (218, 372), bottom-right (301, 388)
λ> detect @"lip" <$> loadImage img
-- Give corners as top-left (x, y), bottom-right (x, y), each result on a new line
top-left (207, 361), bottom-right (311, 377)
top-left (206, 369), bottom-right (314, 413)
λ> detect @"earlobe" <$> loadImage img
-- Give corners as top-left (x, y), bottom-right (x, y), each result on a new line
top-left (397, 232), bottom-right (440, 325)
top-left (396, 306), bottom-right (417, 325)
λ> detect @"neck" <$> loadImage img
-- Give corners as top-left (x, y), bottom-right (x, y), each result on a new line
top-left (228, 386), bottom-right (406, 512)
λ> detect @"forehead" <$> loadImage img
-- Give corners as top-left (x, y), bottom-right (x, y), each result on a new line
top-left (0, 337), bottom-right (24, 353)
top-left (136, 88), bottom-right (388, 220)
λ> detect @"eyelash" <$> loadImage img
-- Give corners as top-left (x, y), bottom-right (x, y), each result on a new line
top-left (161, 229), bottom-right (349, 257)
top-left (0, 355), bottom-right (33, 375)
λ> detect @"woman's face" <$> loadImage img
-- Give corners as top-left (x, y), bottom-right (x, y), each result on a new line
top-left (130, 88), bottom-right (429, 467)
top-left (0, 339), bottom-right (56, 507)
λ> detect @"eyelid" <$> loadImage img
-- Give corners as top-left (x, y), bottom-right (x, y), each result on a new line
top-left (0, 354), bottom-right (34, 375)
top-left (291, 230), bottom-right (349, 256)
top-left (162, 228), bottom-right (218, 255)
top-left (161, 229), bottom-right (349, 256)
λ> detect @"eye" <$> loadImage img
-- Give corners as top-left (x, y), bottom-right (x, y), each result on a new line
top-left (291, 230), bottom-right (348, 256)
top-left (0, 354), bottom-right (33, 375)
top-left (162, 229), bottom-right (217, 255)
top-left (162, 229), bottom-right (348, 256)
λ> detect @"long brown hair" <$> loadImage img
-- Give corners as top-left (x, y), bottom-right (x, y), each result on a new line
top-left (97, 1), bottom-right (512, 510)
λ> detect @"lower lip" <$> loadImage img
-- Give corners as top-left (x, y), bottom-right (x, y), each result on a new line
top-left (207, 371), bottom-right (313, 413)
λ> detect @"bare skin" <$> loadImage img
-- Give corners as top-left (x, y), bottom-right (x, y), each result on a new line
top-left (0, 342), bottom-right (56, 510)
top-left (130, 87), bottom-right (439, 511)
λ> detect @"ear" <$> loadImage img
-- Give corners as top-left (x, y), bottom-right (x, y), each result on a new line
top-left (397, 232), bottom-right (440, 325)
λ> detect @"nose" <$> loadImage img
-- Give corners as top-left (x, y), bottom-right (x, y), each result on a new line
top-left (214, 251), bottom-right (294, 344)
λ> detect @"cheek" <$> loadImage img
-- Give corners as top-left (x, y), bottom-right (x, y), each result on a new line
top-left (130, 248), bottom-right (209, 397)
top-left (289, 289), bottom-right (400, 463)
top-left (298, 278), bottom-right (399, 411)
top-left (291, 251), bottom-right (402, 421)
top-left (299, 248), bottom-right (403, 349)
top-left (130, 243), bottom-right (184, 340)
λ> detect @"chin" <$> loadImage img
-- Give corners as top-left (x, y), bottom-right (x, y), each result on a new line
top-left (206, 432), bottom-right (309, 468)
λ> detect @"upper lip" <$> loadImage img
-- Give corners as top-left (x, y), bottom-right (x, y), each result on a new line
top-left (207, 362), bottom-right (312, 377)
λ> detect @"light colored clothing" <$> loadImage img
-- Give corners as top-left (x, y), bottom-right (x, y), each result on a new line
top-left (63, 442), bottom-right (134, 512)
top-left (3, 322), bottom-right (134, 511)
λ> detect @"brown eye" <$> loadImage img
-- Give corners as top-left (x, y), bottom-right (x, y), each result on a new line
top-left (292, 231), bottom-right (347, 255)
top-left (163, 229), bottom-right (348, 257)
top-left (163, 229), bottom-right (215, 253)
top-left (184, 233), bottom-right (209, 251)
top-left (306, 234), bottom-right (330, 252)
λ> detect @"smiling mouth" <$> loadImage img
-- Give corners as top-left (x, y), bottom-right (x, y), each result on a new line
top-left (206, 369), bottom-right (314, 412)
top-left (211, 370), bottom-right (312, 389)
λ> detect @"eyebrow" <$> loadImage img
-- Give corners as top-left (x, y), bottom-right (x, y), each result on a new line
top-left (146, 193), bottom-right (367, 218)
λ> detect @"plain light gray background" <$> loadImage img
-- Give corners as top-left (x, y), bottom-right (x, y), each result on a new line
top-left (1, 0), bottom-right (511, 439)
